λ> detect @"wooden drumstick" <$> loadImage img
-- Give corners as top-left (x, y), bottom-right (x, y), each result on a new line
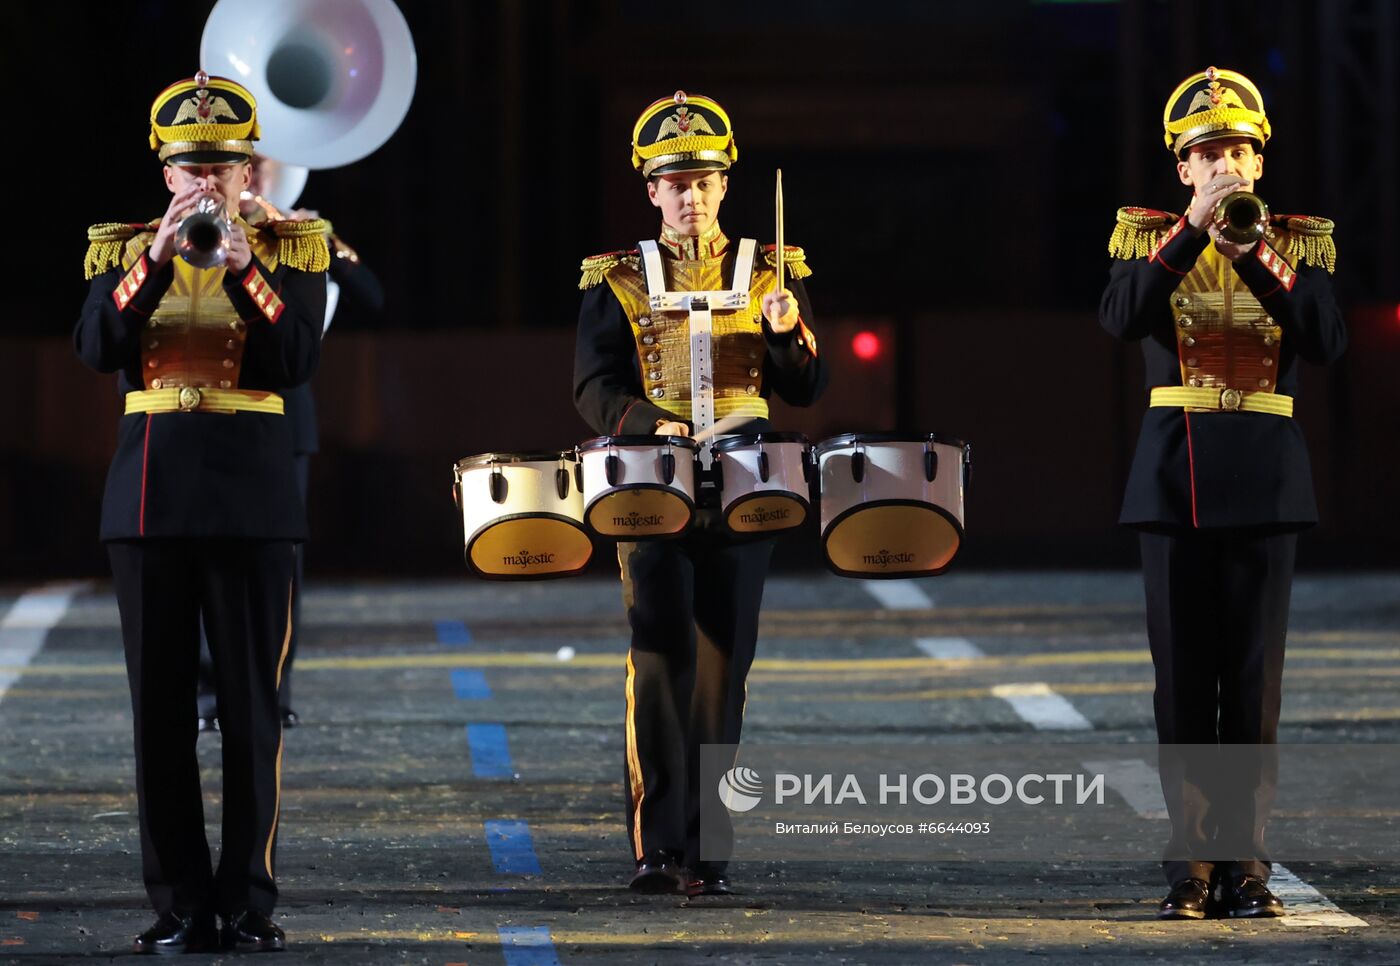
top-left (775, 168), bottom-right (785, 294)
top-left (691, 414), bottom-right (750, 444)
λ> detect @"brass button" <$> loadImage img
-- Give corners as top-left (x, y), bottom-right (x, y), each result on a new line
top-left (226, 339), bottom-right (237, 350)
top-left (650, 387), bottom-right (665, 398)
top-left (150, 377), bottom-right (163, 389)
top-left (1188, 376), bottom-right (1200, 387)
top-left (1262, 357), bottom-right (1273, 367)
top-left (748, 367), bottom-right (760, 378)
top-left (1258, 378), bottom-right (1270, 388)
top-left (177, 386), bottom-right (202, 412)
top-left (1183, 336), bottom-right (1196, 347)
top-left (639, 316), bottom-right (652, 327)
top-left (646, 352), bottom-right (660, 363)
top-left (147, 358), bottom-right (158, 368)
top-left (220, 379), bottom-right (232, 389)
top-left (642, 334), bottom-right (655, 346)
top-left (1263, 335), bottom-right (1275, 346)
top-left (222, 359), bottom-right (235, 369)
top-left (1174, 296), bottom-right (1191, 308)
top-left (1185, 357), bottom-right (1199, 368)
top-left (1178, 316), bottom-right (1193, 328)
top-left (1220, 388), bottom-right (1242, 411)
top-left (649, 370), bottom-right (662, 380)
top-left (745, 385), bottom-right (758, 395)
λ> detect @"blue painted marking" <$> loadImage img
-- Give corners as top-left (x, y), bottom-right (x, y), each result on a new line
top-left (486, 820), bottom-right (543, 876)
top-left (450, 669), bottom-right (492, 700)
top-left (466, 723), bottom-right (514, 778)
top-left (435, 620), bottom-right (473, 645)
top-left (498, 925), bottom-right (560, 965)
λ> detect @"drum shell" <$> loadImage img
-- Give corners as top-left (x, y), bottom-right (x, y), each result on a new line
top-left (712, 434), bottom-right (811, 535)
top-left (454, 453), bottom-right (592, 579)
top-left (814, 435), bottom-right (968, 578)
top-left (578, 436), bottom-right (698, 539)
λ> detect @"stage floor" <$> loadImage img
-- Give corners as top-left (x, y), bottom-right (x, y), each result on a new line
top-left (2, 571), bottom-right (1397, 964)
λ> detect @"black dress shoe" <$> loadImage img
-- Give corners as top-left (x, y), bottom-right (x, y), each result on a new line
top-left (281, 709), bottom-right (300, 728)
top-left (221, 909), bottom-right (286, 952)
top-left (1224, 874), bottom-right (1284, 918)
top-left (1158, 878), bottom-right (1212, 920)
top-left (628, 850), bottom-right (684, 894)
top-left (685, 865), bottom-right (733, 898)
top-left (197, 716), bottom-right (219, 734)
top-left (132, 912), bottom-right (216, 955)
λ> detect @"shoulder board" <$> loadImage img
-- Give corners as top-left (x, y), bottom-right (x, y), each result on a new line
top-left (261, 217), bottom-right (331, 272)
top-left (1108, 207), bottom-right (1180, 261)
top-left (1270, 213), bottom-right (1336, 273)
top-left (84, 222), bottom-right (153, 279)
top-left (761, 244), bottom-right (812, 280)
top-left (579, 248), bottom-right (640, 290)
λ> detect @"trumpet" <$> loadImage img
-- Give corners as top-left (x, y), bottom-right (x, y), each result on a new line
top-left (174, 196), bottom-right (233, 269)
top-left (1214, 190), bottom-right (1270, 245)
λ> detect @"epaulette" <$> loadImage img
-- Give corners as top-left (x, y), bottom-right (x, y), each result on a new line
top-left (1271, 213), bottom-right (1336, 274)
top-left (84, 222), bottom-right (151, 279)
top-left (762, 244), bottom-right (812, 280)
top-left (579, 249), bottom-right (640, 290)
top-left (1108, 207), bottom-right (1179, 260)
top-left (262, 217), bottom-right (332, 272)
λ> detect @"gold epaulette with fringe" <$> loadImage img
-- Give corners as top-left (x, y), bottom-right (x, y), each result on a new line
top-left (1108, 207), bottom-right (1179, 260)
top-left (762, 244), bottom-right (812, 280)
top-left (85, 222), bottom-right (149, 279)
top-left (1272, 213), bottom-right (1337, 274)
top-left (263, 217), bottom-right (331, 272)
top-left (579, 249), bottom-right (640, 290)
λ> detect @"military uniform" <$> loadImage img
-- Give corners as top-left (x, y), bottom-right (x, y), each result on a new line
top-left (573, 92), bottom-right (827, 895)
top-left (73, 72), bottom-right (328, 952)
top-left (1099, 67), bottom-right (1347, 914)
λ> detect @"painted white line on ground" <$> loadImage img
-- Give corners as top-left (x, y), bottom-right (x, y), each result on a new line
top-left (863, 580), bottom-right (934, 611)
top-left (1271, 865), bottom-right (1369, 928)
top-left (990, 682), bottom-right (1093, 730)
top-left (0, 582), bottom-right (88, 704)
top-left (1081, 763), bottom-right (1370, 927)
top-left (915, 637), bottom-right (984, 660)
top-left (1080, 758), bottom-right (1167, 819)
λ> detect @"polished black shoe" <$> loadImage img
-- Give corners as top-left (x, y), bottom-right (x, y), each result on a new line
top-left (132, 912), bottom-right (216, 955)
top-left (685, 864), bottom-right (734, 898)
top-left (628, 850), bottom-right (684, 894)
top-left (197, 716), bottom-right (219, 734)
top-left (281, 708), bottom-right (300, 729)
top-left (1158, 878), bottom-right (1212, 920)
top-left (221, 909), bottom-right (286, 952)
top-left (1224, 874), bottom-right (1284, 918)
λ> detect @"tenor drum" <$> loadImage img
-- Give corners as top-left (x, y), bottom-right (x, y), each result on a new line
top-left (577, 435), bottom-right (698, 538)
top-left (453, 451), bottom-right (592, 579)
top-left (812, 433), bottom-right (969, 578)
top-left (711, 433), bottom-right (811, 535)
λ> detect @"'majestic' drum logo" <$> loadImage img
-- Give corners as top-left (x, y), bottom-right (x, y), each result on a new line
top-left (502, 549), bottom-right (557, 568)
top-left (738, 505), bottom-right (791, 526)
top-left (862, 548), bottom-right (917, 567)
top-left (614, 511), bottom-right (665, 529)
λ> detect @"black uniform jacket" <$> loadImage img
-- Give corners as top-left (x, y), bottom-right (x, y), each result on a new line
top-left (574, 262), bottom-right (827, 438)
top-left (75, 252), bottom-right (325, 541)
top-left (1100, 223), bottom-right (1346, 530)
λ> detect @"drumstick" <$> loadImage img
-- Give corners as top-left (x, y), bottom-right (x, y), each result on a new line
top-left (691, 414), bottom-right (750, 444)
top-left (774, 168), bottom-right (785, 294)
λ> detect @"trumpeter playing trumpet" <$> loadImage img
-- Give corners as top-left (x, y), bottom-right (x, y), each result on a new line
top-left (1100, 67), bottom-right (1347, 920)
top-left (574, 91), bottom-right (828, 897)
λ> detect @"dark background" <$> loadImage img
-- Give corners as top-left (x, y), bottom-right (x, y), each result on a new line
top-left (4, 0), bottom-right (1396, 579)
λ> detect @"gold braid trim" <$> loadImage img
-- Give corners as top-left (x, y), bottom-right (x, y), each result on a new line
top-left (1108, 207), bottom-right (1179, 260)
top-left (1275, 215), bottom-right (1337, 274)
top-left (579, 251), bottom-right (640, 290)
top-left (266, 218), bottom-right (331, 272)
top-left (85, 223), bottom-right (142, 279)
top-left (764, 246), bottom-right (812, 280)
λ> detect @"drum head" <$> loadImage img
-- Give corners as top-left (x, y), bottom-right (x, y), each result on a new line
top-left (822, 501), bottom-right (962, 578)
top-left (813, 432), bottom-right (968, 457)
top-left (586, 487), bottom-right (694, 538)
top-left (457, 451), bottom-right (575, 471)
top-left (467, 515), bottom-right (593, 579)
top-left (712, 432), bottom-right (810, 452)
top-left (724, 493), bottom-right (808, 533)
top-left (578, 434), bottom-right (699, 452)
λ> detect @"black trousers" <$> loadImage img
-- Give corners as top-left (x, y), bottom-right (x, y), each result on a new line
top-left (108, 539), bottom-right (295, 918)
top-left (198, 454), bottom-right (307, 717)
top-left (618, 523), bottom-right (773, 871)
top-left (1139, 528), bottom-right (1296, 887)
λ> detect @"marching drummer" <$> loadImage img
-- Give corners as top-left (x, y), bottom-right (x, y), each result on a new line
top-left (573, 90), bottom-right (828, 896)
top-left (1100, 67), bottom-right (1346, 919)
top-left (75, 71), bottom-right (328, 953)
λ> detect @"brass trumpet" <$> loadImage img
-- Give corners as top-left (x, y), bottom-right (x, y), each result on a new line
top-left (174, 196), bottom-right (233, 269)
top-left (1214, 190), bottom-right (1270, 245)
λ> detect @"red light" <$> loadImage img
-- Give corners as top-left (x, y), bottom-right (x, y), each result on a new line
top-left (1394, 304), bottom-right (1399, 326)
top-left (851, 330), bottom-right (882, 361)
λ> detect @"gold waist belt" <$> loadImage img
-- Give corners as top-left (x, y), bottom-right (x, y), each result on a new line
top-left (1150, 386), bottom-right (1293, 417)
top-left (653, 396), bottom-right (769, 421)
top-left (124, 387), bottom-right (285, 416)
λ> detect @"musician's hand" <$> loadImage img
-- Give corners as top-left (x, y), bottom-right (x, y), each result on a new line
top-left (148, 179), bottom-right (215, 267)
top-left (1186, 174), bottom-right (1248, 233)
top-left (655, 420), bottom-right (690, 437)
top-left (226, 223), bottom-right (252, 273)
top-left (762, 288), bottom-right (799, 333)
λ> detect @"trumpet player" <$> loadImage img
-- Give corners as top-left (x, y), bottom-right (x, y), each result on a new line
top-left (74, 71), bottom-right (328, 954)
top-left (1100, 67), bottom-right (1347, 920)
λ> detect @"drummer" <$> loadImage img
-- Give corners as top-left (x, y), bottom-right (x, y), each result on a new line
top-left (573, 90), bottom-right (828, 896)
